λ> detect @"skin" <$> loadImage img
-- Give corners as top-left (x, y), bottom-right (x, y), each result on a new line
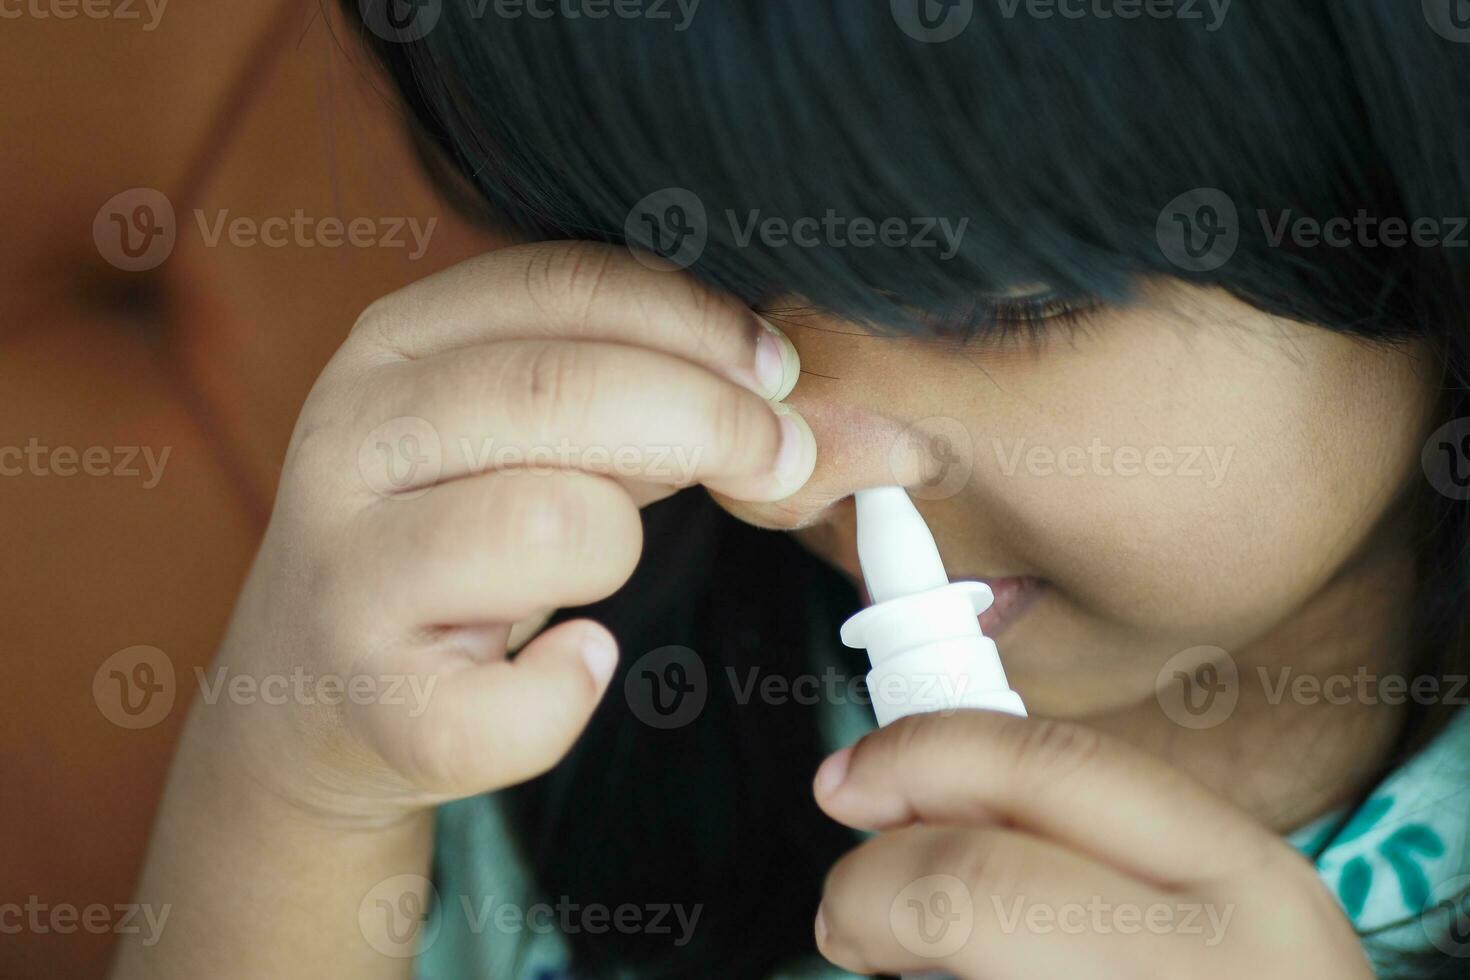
top-left (111, 242), bottom-right (1434, 978)
top-left (740, 279), bottom-right (1434, 831)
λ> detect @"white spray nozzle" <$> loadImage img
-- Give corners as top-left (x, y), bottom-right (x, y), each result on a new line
top-left (841, 486), bottom-right (1026, 725)
top-left (854, 486), bottom-right (951, 603)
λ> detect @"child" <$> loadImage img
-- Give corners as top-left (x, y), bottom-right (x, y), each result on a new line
top-left (114, 3), bottom-right (1470, 977)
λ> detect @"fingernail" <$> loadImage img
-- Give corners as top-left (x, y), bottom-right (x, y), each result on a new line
top-left (770, 402), bottom-right (817, 494)
top-left (754, 318), bottom-right (800, 401)
top-left (813, 746), bottom-right (852, 798)
top-left (580, 630), bottom-right (618, 688)
top-left (814, 904), bottom-right (828, 946)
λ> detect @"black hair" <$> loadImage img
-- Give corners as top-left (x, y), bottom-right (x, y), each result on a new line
top-left (339, 2), bottom-right (1470, 975)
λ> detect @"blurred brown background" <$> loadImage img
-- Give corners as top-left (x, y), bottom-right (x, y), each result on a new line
top-left (0, 3), bottom-right (504, 975)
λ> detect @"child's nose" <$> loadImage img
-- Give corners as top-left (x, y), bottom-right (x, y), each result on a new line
top-left (715, 395), bottom-right (962, 531)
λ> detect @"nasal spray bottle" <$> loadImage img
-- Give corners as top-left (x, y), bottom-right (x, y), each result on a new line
top-left (840, 486), bottom-right (1026, 724)
top-left (839, 487), bottom-right (1026, 980)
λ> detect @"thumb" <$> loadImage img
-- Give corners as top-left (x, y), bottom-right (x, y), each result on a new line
top-left (369, 618), bottom-right (619, 796)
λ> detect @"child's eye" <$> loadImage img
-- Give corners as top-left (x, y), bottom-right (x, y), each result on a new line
top-left (984, 292), bottom-right (1103, 327)
top-left (918, 290), bottom-right (1105, 345)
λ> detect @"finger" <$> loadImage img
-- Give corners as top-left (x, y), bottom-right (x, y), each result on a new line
top-left (360, 339), bottom-right (816, 501)
top-left (350, 468), bottom-right (643, 627)
top-left (621, 477), bottom-right (680, 509)
top-left (813, 711), bottom-right (1273, 888)
top-left (356, 618), bottom-right (618, 794)
top-left (818, 824), bottom-right (1211, 980)
top-left (346, 241), bottom-right (799, 401)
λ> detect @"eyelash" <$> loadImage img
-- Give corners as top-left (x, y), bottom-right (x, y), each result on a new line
top-left (924, 293), bottom-right (1105, 345)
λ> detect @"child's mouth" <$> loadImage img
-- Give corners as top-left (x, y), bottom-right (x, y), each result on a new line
top-left (799, 496), bottom-right (1046, 639)
top-left (966, 574), bottom-right (1045, 637)
top-left (846, 565), bottom-right (1044, 638)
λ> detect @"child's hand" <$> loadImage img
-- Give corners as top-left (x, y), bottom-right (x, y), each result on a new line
top-left (811, 711), bottom-right (1374, 979)
top-left (207, 242), bottom-right (809, 825)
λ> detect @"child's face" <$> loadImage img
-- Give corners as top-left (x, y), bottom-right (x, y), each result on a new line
top-left (715, 280), bottom-right (1437, 717)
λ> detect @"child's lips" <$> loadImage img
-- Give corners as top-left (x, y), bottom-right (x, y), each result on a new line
top-left (968, 575), bottom-right (1045, 637)
top-left (848, 565), bottom-right (1044, 638)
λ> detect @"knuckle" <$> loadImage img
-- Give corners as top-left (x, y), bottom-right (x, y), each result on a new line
top-left (1004, 717), bottom-right (1105, 786)
top-left (704, 386), bottom-right (767, 472)
top-left (280, 414), bottom-right (338, 488)
top-left (505, 341), bottom-right (596, 434)
top-left (939, 829), bottom-right (1017, 900)
top-left (279, 406), bottom-right (361, 507)
top-left (347, 296), bottom-right (408, 359)
top-left (663, 278), bottom-right (755, 360)
top-left (522, 241), bottom-right (619, 329)
top-left (883, 710), bottom-right (950, 765)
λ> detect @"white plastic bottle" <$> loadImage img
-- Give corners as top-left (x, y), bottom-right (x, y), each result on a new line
top-left (839, 486), bottom-right (1026, 980)
top-left (840, 486), bottom-right (1026, 725)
